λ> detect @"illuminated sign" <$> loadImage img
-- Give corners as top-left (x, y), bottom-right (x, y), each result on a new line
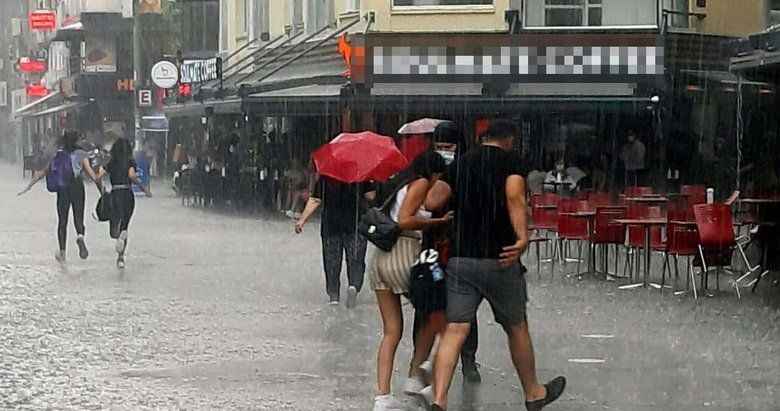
top-left (179, 58), bottom-right (221, 84)
top-left (29, 10), bottom-right (56, 31)
top-left (18, 57), bottom-right (47, 73)
top-left (26, 83), bottom-right (49, 97)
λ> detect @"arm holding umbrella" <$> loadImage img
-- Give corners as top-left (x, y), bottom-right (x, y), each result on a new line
top-left (295, 178), bottom-right (322, 233)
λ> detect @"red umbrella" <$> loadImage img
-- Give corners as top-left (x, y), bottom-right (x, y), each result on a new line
top-left (312, 131), bottom-right (409, 183)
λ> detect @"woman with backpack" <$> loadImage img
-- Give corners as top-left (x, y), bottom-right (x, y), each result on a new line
top-left (95, 138), bottom-right (151, 268)
top-left (18, 130), bottom-right (101, 263)
top-left (369, 150), bottom-right (452, 411)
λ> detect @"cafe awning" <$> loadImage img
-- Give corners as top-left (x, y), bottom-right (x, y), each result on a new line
top-left (15, 92), bottom-right (62, 115)
top-left (25, 101), bottom-right (86, 118)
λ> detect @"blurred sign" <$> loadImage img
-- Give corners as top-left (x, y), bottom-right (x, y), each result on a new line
top-left (138, 89), bottom-right (152, 107)
top-left (138, 0), bottom-right (162, 15)
top-left (178, 83), bottom-right (192, 96)
top-left (83, 35), bottom-right (117, 73)
top-left (26, 83), bottom-right (49, 97)
top-left (18, 57), bottom-right (47, 73)
top-left (29, 10), bottom-right (56, 31)
top-left (179, 57), bottom-right (221, 84)
top-left (150, 61), bottom-right (178, 89)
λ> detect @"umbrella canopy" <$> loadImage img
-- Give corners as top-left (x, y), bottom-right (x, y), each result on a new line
top-left (398, 118), bottom-right (447, 135)
top-left (312, 131), bottom-right (409, 183)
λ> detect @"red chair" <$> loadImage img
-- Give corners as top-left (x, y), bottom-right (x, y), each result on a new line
top-left (693, 203), bottom-right (745, 299)
top-left (529, 193), bottom-right (560, 278)
top-left (558, 199), bottom-right (591, 276)
top-left (653, 221), bottom-right (700, 297)
top-left (591, 206), bottom-right (627, 278)
top-left (682, 185), bottom-right (706, 208)
top-left (589, 192), bottom-right (612, 207)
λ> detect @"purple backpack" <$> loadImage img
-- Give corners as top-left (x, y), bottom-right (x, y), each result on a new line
top-left (46, 150), bottom-right (73, 193)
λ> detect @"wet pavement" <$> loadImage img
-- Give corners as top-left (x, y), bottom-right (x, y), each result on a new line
top-left (1, 162), bottom-right (779, 410)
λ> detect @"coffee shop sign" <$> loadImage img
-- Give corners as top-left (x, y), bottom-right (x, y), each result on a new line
top-left (179, 57), bottom-right (222, 84)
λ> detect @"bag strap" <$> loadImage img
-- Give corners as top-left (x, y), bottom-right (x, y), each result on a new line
top-left (379, 178), bottom-right (413, 212)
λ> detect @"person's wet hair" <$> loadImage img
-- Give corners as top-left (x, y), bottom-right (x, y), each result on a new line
top-left (110, 138), bottom-right (133, 170)
top-left (484, 119), bottom-right (519, 141)
top-left (61, 130), bottom-right (80, 151)
top-left (412, 150), bottom-right (446, 180)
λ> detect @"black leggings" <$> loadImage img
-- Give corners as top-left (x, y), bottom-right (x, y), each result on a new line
top-left (109, 189), bottom-right (135, 239)
top-left (56, 180), bottom-right (85, 251)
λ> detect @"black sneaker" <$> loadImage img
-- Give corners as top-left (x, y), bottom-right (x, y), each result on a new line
top-left (76, 236), bottom-right (89, 260)
top-left (462, 361), bottom-right (481, 383)
top-left (431, 404), bottom-right (445, 411)
top-left (525, 376), bottom-right (566, 411)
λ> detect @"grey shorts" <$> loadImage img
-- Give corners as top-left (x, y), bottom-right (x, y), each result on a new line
top-left (446, 257), bottom-right (528, 326)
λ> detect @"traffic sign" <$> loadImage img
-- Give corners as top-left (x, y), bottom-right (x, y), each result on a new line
top-left (138, 89), bottom-right (152, 107)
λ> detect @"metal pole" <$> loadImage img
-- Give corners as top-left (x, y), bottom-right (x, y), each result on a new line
top-left (133, 1), bottom-right (143, 152)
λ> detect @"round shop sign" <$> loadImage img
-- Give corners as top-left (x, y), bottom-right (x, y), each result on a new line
top-left (151, 61), bottom-right (178, 89)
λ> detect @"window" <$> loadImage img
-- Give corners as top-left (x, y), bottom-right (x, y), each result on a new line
top-left (252, 0), bottom-right (270, 41)
top-left (290, 0), bottom-right (304, 34)
top-left (770, 0), bottom-right (780, 28)
top-left (393, 0), bottom-right (492, 5)
top-left (0, 82), bottom-right (7, 108)
top-left (525, 0), bottom-right (657, 27)
top-left (345, 0), bottom-right (360, 11)
top-left (664, 0), bottom-right (689, 28)
top-left (305, 0), bottom-right (334, 35)
top-left (182, 0), bottom-right (220, 52)
top-left (543, 0), bottom-right (602, 26)
top-left (236, 0), bottom-right (249, 38)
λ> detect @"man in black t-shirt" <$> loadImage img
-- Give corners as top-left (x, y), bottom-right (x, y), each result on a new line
top-left (425, 120), bottom-right (565, 411)
top-left (295, 176), bottom-right (375, 308)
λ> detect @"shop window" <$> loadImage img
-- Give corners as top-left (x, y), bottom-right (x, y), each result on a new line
top-left (181, 0), bottom-right (219, 53)
top-left (663, 0), bottom-right (690, 28)
top-left (526, 0), bottom-right (657, 27)
top-left (393, 0), bottom-right (493, 5)
top-left (236, 0), bottom-right (249, 39)
top-left (290, 0), bottom-right (304, 34)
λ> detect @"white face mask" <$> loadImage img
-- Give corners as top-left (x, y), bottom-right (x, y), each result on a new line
top-left (436, 150), bottom-right (455, 165)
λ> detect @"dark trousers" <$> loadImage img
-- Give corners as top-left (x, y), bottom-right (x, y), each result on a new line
top-left (321, 231), bottom-right (367, 299)
top-left (413, 310), bottom-right (478, 365)
top-left (56, 180), bottom-right (85, 251)
top-left (109, 189), bottom-right (135, 239)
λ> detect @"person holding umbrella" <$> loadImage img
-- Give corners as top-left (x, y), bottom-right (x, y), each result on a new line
top-left (294, 132), bottom-right (406, 308)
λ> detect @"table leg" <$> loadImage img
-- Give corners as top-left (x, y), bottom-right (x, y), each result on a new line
top-left (644, 227), bottom-right (651, 287)
top-left (618, 225), bottom-right (647, 291)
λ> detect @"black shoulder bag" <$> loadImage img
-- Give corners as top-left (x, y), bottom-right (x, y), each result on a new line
top-left (358, 181), bottom-right (409, 252)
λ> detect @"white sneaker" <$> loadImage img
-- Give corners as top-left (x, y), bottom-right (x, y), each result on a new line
top-left (373, 395), bottom-right (405, 411)
top-left (346, 285), bottom-right (358, 309)
top-left (420, 360), bottom-right (433, 381)
top-left (403, 375), bottom-right (426, 395)
top-left (419, 386), bottom-right (434, 406)
top-left (115, 231), bottom-right (128, 254)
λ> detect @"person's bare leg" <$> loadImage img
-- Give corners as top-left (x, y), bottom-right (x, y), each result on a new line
top-left (375, 290), bottom-right (403, 395)
top-left (410, 310), bottom-right (445, 377)
top-left (432, 322), bottom-right (471, 409)
top-left (505, 320), bottom-right (546, 401)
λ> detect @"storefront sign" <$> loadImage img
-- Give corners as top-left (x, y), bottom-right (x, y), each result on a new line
top-left (116, 78), bottom-right (135, 92)
top-left (179, 57), bottom-right (221, 84)
top-left (151, 61), bottom-right (178, 89)
top-left (29, 10), bottom-right (56, 31)
top-left (138, 89), bottom-right (152, 107)
top-left (83, 35), bottom-right (117, 73)
top-left (26, 83), bottom-right (49, 97)
top-left (17, 57), bottom-right (47, 73)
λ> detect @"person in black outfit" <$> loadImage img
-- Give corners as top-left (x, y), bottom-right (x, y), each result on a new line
top-left (295, 176), bottom-right (375, 308)
top-left (96, 138), bottom-right (151, 268)
top-left (425, 119), bottom-right (565, 411)
top-left (19, 130), bottom-right (101, 263)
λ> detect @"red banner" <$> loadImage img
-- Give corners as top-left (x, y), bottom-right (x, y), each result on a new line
top-left (29, 10), bottom-right (56, 31)
top-left (26, 83), bottom-right (49, 97)
top-left (18, 58), bottom-right (47, 73)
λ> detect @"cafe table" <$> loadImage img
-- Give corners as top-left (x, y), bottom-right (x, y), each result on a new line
top-left (614, 217), bottom-right (668, 290)
top-left (625, 196), bottom-right (669, 204)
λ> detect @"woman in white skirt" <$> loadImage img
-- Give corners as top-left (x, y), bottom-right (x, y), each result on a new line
top-left (371, 151), bottom-right (452, 411)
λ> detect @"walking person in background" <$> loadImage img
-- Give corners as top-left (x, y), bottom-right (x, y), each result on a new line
top-left (96, 138), bottom-right (152, 268)
top-left (620, 129), bottom-right (646, 187)
top-left (18, 130), bottom-right (101, 263)
top-left (425, 120), bottom-right (566, 411)
top-left (369, 151), bottom-right (452, 411)
top-left (295, 176), bottom-right (375, 308)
